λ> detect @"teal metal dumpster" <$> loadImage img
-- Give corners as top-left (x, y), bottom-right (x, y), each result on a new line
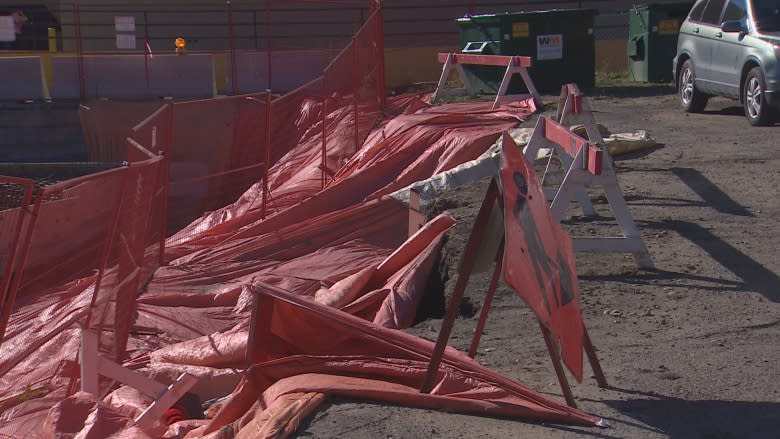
top-left (627, 2), bottom-right (694, 82)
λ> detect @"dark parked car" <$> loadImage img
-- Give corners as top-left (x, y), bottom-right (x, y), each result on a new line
top-left (673, 0), bottom-right (780, 125)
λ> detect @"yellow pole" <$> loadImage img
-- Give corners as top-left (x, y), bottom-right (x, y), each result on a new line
top-left (47, 27), bottom-right (57, 52)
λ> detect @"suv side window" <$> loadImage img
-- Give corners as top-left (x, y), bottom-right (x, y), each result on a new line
top-left (689, 0), bottom-right (708, 21)
top-left (722, 0), bottom-right (748, 22)
top-left (701, 0), bottom-right (728, 24)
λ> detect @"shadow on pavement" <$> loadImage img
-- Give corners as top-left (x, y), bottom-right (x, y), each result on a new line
top-left (670, 167), bottom-right (754, 217)
top-left (581, 219), bottom-right (780, 303)
top-left (599, 391), bottom-right (780, 438)
top-left (650, 219), bottom-right (778, 303)
top-left (584, 84), bottom-right (676, 99)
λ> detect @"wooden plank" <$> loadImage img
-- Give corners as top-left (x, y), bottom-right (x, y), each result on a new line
top-left (436, 52), bottom-right (533, 68)
top-left (97, 356), bottom-right (167, 398)
top-left (420, 179), bottom-right (500, 394)
top-left (542, 116), bottom-right (589, 159)
top-left (79, 328), bottom-right (99, 396)
top-left (539, 323), bottom-right (577, 408)
top-left (135, 373), bottom-right (198, 430)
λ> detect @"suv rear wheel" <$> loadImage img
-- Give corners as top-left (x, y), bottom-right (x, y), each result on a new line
top-left (744, 67), bottom-right (772, 126)
top-left (679, 60), bottom-right (709, 113)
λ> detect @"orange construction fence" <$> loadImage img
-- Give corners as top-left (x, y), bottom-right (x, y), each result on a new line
top-left (0, 144), bottom-right (165, 363)
top-left (126, 1), bottom-right (385, 241)
top-left (0, 177), bottom-right (35, 344)
top-left (0, 0), bottom-right (385, 361)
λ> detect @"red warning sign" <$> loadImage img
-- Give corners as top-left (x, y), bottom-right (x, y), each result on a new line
top-left (499, 134), bottom-right (585, 381)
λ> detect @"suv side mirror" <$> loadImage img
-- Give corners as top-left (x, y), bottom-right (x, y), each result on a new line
top-left (721, 20), bottom-right (747, 33)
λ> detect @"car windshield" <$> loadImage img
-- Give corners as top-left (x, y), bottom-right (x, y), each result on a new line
top-left (753, 0), bottom-right (780, 31)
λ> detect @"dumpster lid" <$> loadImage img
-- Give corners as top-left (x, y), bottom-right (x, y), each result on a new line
top-left (631, 2), bottom-right (695, 12)
top-left (457, 9), bottom-right (599, 22)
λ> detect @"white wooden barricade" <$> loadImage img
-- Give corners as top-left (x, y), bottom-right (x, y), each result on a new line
top-left (432, 53), bottom-right (542, 109)
top-left (523, 102), bottom-right (654, 269)
top-left (79, 326), bottom-right (198, 429)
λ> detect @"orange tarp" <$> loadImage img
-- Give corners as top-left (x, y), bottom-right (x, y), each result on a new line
top-left (0, 96), bottom-right (575, 437)
top-left (195, 283), bottom-right (599, 437)
top-left (166, 98), bottom-right (535, 254)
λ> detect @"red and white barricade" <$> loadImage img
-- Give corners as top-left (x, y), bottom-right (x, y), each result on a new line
top-left (523, 84), bottom-right (654, 269)
top-left (432, 53), bottom-right (542, 109)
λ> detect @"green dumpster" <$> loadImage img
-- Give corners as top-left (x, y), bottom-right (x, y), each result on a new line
top-left (456, 9), bottom-right (598, 94)
top-left (627, 2), bottom-right (694, 82)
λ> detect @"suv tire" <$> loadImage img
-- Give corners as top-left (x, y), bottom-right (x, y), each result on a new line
top-left (679, 60), bottom-right (708, 113)
top-left (744, 67), bottom-right (772, 126)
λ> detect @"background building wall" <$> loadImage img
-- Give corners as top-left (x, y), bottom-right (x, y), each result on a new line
top-left (2, 0), bottom-right (693, 90)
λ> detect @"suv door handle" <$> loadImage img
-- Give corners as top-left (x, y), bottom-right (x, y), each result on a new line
top-left (693, 27), bottom-right (700, 34)
top-left (715, 31), bottom-right (723, 38)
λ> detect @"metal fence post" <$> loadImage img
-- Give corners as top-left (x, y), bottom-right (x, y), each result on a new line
top-left (374, 2), bottom-right (386, 108)
top-left (144, 11), bottom-right (151, 92)
top-left (265, 0), bottom-right (273, 91)
top-left (227, 1), bottom-right (238, 95)
top-left (159, 103), bottom-right (173, 266)
top-left (263, 90), bottom-right (272, 219)
top-left (0, 191), bottom-right (43, 345)
top-left (84, 165), bottom-right (130, 339)
top-left (321, 77), bottom-right (327, 189)
top-left (73, 3), bottom-right (85, 101)
top-left (352, 38), bottom-right (359, 154)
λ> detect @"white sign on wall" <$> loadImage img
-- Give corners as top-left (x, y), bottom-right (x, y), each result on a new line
top-left (114, 16), bottom-right (135, 32)
top-left (0, 16), bottom-right (15, 42)
top-left (116, 33), bottom-right (136, 49)
top-left (115, 15), bottom-right (136, 49)
top-left (536, 34), bottom-right (563, 60)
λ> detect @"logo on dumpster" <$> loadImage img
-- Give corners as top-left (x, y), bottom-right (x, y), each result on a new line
top-left (536, 34), bottom-right (563, 60)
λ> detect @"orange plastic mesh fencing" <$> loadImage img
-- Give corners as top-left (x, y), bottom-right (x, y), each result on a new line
top-left (94, 149), bottom-right (164, 360)
top-left (143, 163), bottom-right (167, 276)
top-left (130, 104), bottom-right (174, 158)
top-left (0, 168), bottom-right (128, 350)
top-left (262, 0), bottom-right (368, 51)
top-left (0, 0), bottom-right (386, 360)
top-left (17, 170), bottom-right (127, 296)
top-left (0, 177), bottom-right (35, 343)
top-left (322, 40), bottom-right (360, 171)
top-left (270, 5), bottom-right (384, 190)
top-left (74, 0), bottom-right (386, 245)
top-left (127, 140), bottom-right (167, 283)
top-left (268, 78), bottom-right (325, 167)
top-left (80, 100), bottom-right (167, 163)
top-left (128, 114), bottom-right (169, 281)
top-left (353, 9), bottom-right (384, 152)
top-left (164, 92), bottom-right (270, 240)
top-left (0, 151), bottom-right (166, 358)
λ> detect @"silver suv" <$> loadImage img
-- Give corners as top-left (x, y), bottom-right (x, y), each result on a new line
top-left (673, 0), bottom-right (780, 125)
